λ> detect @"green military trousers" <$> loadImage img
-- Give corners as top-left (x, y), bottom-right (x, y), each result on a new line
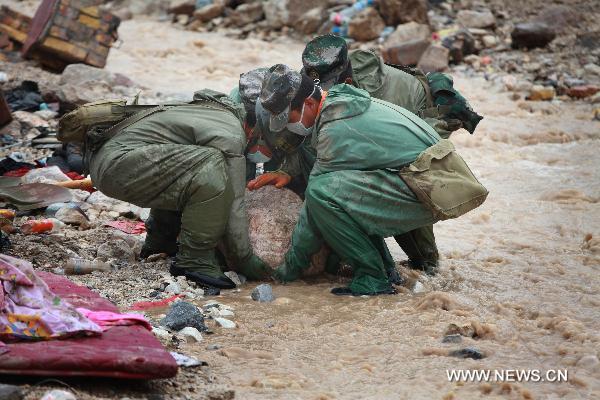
top-left (90, 142), bottom-right (233, 274)
top-left (285, 169), bottom-right (436, 294)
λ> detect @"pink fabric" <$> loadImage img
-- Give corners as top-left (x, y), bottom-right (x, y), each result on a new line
top-left (105, 220), bottom-right (146, 234)
top-left (76, 308), bottom-right (152, 331)
top-left (0, 255), bottom-right (102, 341)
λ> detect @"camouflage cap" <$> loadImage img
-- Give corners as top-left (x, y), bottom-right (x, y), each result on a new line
top-left (238, 68), bottom-right (268, 114)
top-left (258, 64), bottom-right (302, 132)
top-left (302, 34), bottom-right (349, 90)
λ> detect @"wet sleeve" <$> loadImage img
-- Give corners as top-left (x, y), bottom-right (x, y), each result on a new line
top-left (284, 202), bottom-right (325, 273)
top-left (278, 151), bottom-right (304, 178)
top-left (222, 153), bottom-right (254, 264)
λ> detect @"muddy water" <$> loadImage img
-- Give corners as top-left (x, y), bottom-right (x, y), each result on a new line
top-left (111, 20), bottom-right (598, 400)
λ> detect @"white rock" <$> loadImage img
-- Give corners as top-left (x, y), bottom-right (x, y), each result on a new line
top-left (413, 281), bottom-right (426, 293)
top-left (152, 326), bottom-right (171, 340)
top-left (40, 389), bottom-right (77, 400)
top-left (179, 327), bottom-right (203, 343)
top-left (224, 271), bottom-right (244, 286)
top-left (214, 317), bottom-right (236, 329)
top-left (218, 309), bottom-right (234, 317)
top-left (165, 282), bottom-right (182, 295)
top-left (584, 63), bottom-right (600, 76)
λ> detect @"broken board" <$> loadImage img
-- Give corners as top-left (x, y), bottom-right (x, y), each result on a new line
top-left (0, 272), bottom-right (178, 379)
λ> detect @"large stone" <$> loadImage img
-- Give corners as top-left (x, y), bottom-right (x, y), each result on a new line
top-left (527, 85), bottom-right (555, 101)
top-left (169, 0), bottom-right (196, 16)
top-left (376, 0), bottom-right (428, 26)
top-left (264, 0), bottom-right (322, 28)
top-left (245, 187), bottom-right (303, 268)
top-left (193, 3), bottom-right (224, 23)
top-left (382, 39), bottom-right (430, 66)
top-left (40, 390), bottom-right (76, 400)
top-left (12, 111), bottom-right (48, 130)
top-left (59, 64), bottom-right (134, 87)
top-left (511, 22), bottom-right (556, 49)
top-left (566, 85), bottom-right (600, 99)
top-left (417, 44), bottom-right (449, 73)
top-left (96, 239), bottom-right (136, 262)
top-left (348, 8), bottom-right (385, 42)
top-left (442, 29), bottom-right (476, 63)
top-left (228, 2), bottom-right (264, 27)
top-left (55, 206), bottom-right (89, 227)
top-left (384, 22), bottom-right (430, 47)
top-left (456, 9), bottom-right (496, 29)
top-left (245, 186), bottom-right (327, 275)
top-left (160, 301), bottom-right (207, 332)
top-left (293, 7), bottom-right (326, 35)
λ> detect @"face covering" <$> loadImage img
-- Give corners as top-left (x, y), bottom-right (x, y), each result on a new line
top-left (286, 86), bottom-right (319, 137)
top-left (246, 138), bottom-right (273, 163)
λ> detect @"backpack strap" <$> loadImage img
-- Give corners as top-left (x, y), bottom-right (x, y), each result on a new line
top-left (384, 63), bottom-right (435, 108)
top-left (102, 104), bottom-right (171, 141)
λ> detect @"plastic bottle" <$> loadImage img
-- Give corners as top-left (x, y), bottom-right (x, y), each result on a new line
top-left (64, 258), bottom-right (111, 275)
top-left (331, 0), bottom-right (374, 26)
top-left (20, 218), bottom-right (64, 234)
top-left (331, 24), bottom-right (349, 38)
top-left (255, 162), bottom-right (264, 177)
top-left (378, 26), bottom-right (396, 43)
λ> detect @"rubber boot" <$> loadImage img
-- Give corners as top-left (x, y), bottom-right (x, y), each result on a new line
top-left (141, 208), bottom-right (181, 259)
top-left (394, 225), bottom-right (439, 276)
top-left (170, 250), bottom-right (235, 289)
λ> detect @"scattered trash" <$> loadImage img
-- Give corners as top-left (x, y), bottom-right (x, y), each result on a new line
top-left (179, 326), bottom-right (203, 343)
top-left (20, 218), bottom-right (64, 234)
top-left (129, 295), bottom-right (184, 311)
top-left (214, 318), bottom-right (236, 329)
top-left (251, 283), bottom-right (275, 303)
top-left (40, 389), bottom-right (77, 400)
top-left (160, 301), bottom-right (207, 332)
top-left (64, 258), bottom-right (111, 275)
top-left (21, 166), bottom-right (70, 185)
top-left (449, 347), bottom-right (485, 360)
top-left (169, 351), bottom-right (207, 367)
top-left (105, 220), bottom-right (146, 234)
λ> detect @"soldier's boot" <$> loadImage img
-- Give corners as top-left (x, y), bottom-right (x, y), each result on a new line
top-left (173, 154), bottom-right (236, 289)
top-left (394, 225), bottom-right (439, 276)
top-left (140, 209), bottom-right (181, 259)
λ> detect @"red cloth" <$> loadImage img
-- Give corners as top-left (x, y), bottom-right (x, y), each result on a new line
top-left (105, 220), bottom-right (146, 234)
top-left (3, 167), bottom-right (32, 177)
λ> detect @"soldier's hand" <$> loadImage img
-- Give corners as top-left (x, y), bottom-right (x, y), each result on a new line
top-left (247, 171), bottom-right (291, 190)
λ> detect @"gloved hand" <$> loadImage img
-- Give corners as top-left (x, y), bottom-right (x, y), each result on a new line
top-left (272, 261), bottom-right (301, 283)
top-left (247, 171), bottom-right (291, 191)
top-left (238, 253), bottom-right (271, 280)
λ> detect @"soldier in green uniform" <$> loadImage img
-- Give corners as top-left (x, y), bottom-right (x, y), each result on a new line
top-left (248, 35), bottom-right (483, 276)
top-left (256, 65), bottom-right (487, 295)
top-left (88, 91), bottom-right (269, 290)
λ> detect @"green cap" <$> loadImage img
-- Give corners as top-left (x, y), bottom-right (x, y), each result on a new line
top-left (257, 64), bottom-right (302, 132)
top-left (238, 68), bottom-right (268, 114)
top-left (302, 34), bottom-right (349, 90)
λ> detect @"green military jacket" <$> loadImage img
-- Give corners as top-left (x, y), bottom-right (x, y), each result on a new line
top-left (92, 90), bottom-right (254, 264)
top-left (280, 50), bottom-right (450, 180)
top-left (310, 84), bottom-right (440, 176)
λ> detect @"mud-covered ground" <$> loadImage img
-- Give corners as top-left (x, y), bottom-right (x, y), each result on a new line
top-left (1, 4), bottom-right (599, 400)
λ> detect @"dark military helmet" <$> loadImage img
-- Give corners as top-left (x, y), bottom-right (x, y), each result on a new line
top-left (238, 68), bottom-right (269, 115)
top-left (257, 64), bottom-right (303, 132)
top-left (302, 34), bottom-right (349, 90)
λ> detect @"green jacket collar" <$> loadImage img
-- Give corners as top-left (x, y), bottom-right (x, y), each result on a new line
top-left (317, 84), bottom-right (371, 127)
